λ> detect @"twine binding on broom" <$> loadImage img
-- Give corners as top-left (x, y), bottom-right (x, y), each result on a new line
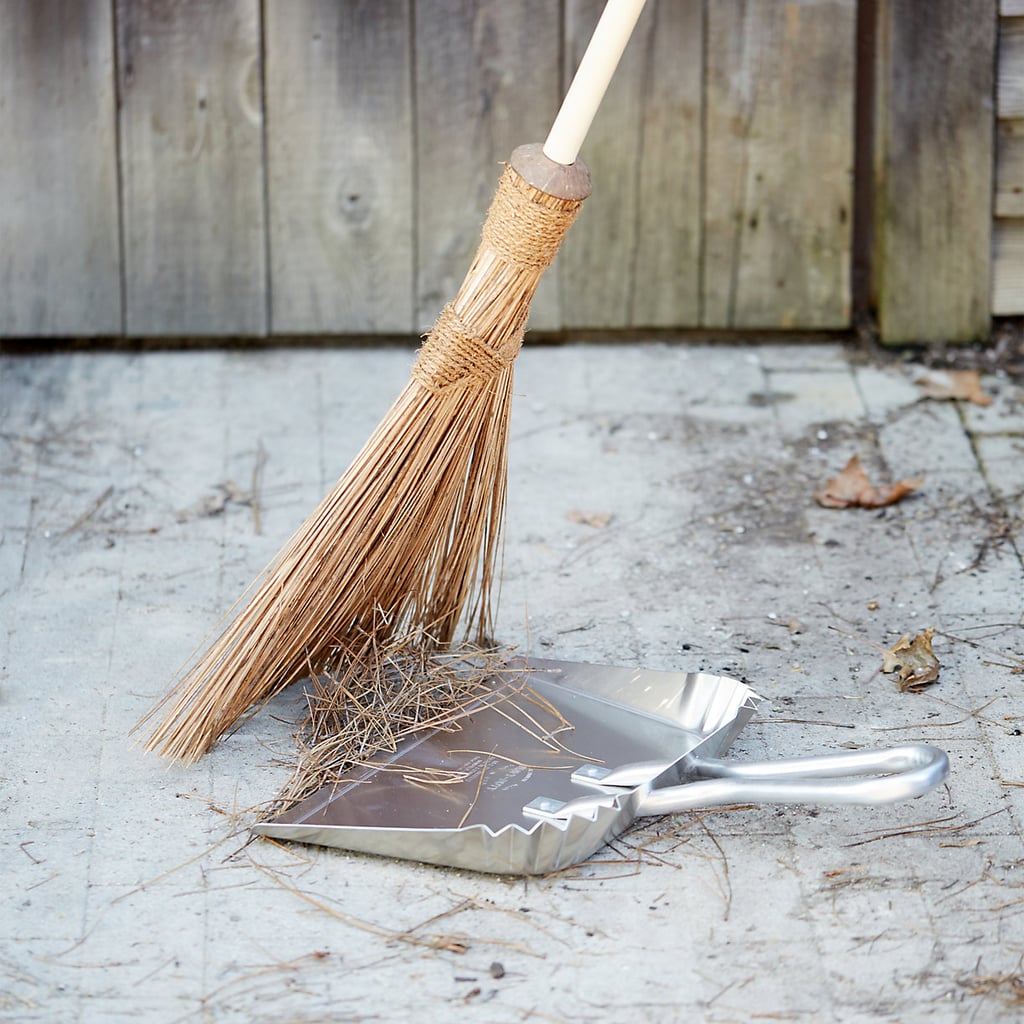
top-left (412, 165), bottom-right (579, 393)
top-left (141, 152), bottom-right (588, 763)
top-left (411, 303), bottom-right (519, 394)
top-left (481, 165), bottom-right (579, 268)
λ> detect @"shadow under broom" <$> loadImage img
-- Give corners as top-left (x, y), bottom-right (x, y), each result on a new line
top-left (142, 0), bottom-right (648, 763)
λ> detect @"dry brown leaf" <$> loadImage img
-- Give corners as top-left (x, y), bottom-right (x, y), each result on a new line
top-left (815, 455), bottom-right (923, 509)
top-left (567, 510), bottom-right (611, 529)
top-left (881, 626), bottom-right (940, 692)
top-left (914, 369), bottom-right (992, 406)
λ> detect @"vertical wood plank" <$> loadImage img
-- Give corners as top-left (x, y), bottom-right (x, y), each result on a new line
top-left (995, 15), bottom-right (1024, 314)
top-left (992, 219), bottom-right (1024, 313)
top-left (118, 0), bottom-right (266, 336)
top-left (414, 0), bottom-right (561, 332)
top-left (873, 0), bottom-right (996, 343)
top-left (264, 0), bottom-right (413, 334)
top-left (630, 1), bottom-right (704, 328)
top-left (995, 118), bottom-right (1024, 217)
top-left (1000, 17), bottom-right (1024, 117)
top-left (559, 0), bottom-right (704, 329)
top-left (703, 0), bottom-right (856, 330)
top-left (0, 0), bottom-right (120, 336)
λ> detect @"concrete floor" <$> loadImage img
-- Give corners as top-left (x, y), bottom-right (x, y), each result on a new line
top-left (2, 339), bottom-right (1023, 1023)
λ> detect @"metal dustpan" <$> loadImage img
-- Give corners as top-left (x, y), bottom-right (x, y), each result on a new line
top-left (254, 658), bottom-right (948, 875)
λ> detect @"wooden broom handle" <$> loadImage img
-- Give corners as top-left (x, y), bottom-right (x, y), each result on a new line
top-left (543, 0), bottom-right (648, 167)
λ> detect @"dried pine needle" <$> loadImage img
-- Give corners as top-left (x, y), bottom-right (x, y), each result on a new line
top-left (960, 970), bottom-right (1024, 1006)
top-left (259, 629), bottom-right (551, 819)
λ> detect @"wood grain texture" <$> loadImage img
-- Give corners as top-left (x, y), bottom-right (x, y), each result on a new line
top-left (993, 218), bottom-right (1024, 313)
top-left (558, 0), bottom-right (703, 329)
top-left (996, 118), bottom-right (1024, 217)
top-left (0, 0), bottom-right (121, 336)
top-left (703, 0), bottom-right (855, 330)
top-left (1000, 17), bottom-right (1024, 117)
top-left (264, 0), bottom-right (413, 334)
top-left (873, 0), bottom-right (996, 343)
top-left (414, 0), bottom-right (560, 332)
top-left (1, 1), bottom-right (1013, 339)
top-left (117, 0), bottom-right (266, 336)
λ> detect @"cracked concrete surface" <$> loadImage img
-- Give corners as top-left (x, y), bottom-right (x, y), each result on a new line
top-left (1, 340), bottom-right (1022, 1022)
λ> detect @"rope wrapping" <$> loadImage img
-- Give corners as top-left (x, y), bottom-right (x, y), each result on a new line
top-left (412, 164), bottom-right (584, 394)
top-left (412, 303), bottom-right (521, 393)
top-left (480, 169), bottom-right (580, 268)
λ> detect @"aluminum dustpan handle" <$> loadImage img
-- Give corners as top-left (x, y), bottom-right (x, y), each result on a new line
top-left (635, 744), bottom-right (949, 815)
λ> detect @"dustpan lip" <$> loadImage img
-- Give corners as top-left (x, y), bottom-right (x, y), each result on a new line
top-left (254, 814), bottom-right (552, 843)
top-left (252, 794), bottom-right (632, 875)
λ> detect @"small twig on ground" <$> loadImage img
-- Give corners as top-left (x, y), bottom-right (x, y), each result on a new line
top-left (936, 629), bottom-right (1024, 676)
top-left (248, 857), bottom-right (469, 953)
top-left (816, 601), bottom-right (863, 628)
top-left (989, 895), bottom-right (1024, 913)
top-left (25, 873), bottom-right (59, 893)
top-left (250, 439), bottom-right (267, 535)
top-left (959, 965), bottom-right (1024, 1006)
top-left (764, 718), bottom-right (856, 729)
top-left (608, 833), bottom-right (685, 871)
top-left (697, 816), bottom-right (733, 922)
top-left (869, 695), bottom-right (1001, 732)
top-left (19, 841), bottom-right (43, 864)
top-left (60, 485), bottom-right (114, 536)
top-left (556, 859), bottom-right (644, 881)
top-left (112, 839), bottom-right (228, 904)
top-left (180, 950), bottom-right (342, 1024)
top-left (844, 808), bottom-right (1006, 848)
top-left (984, 659), bottom-right (1024, 676)
top-left (429, 893), bottom-right (573, 949)
top-left (955, 498), bottom-right (1020, 573)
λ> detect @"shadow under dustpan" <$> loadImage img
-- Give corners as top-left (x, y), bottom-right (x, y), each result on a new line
top-left (253, 658), bottom-right (949, 876)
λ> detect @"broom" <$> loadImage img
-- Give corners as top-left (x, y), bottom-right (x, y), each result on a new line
top-left (143, 0), bottom-right (648, 763)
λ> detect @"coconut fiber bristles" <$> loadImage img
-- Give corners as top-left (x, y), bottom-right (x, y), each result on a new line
top-left (142, 147), bottom-right (591, 763)
top-left (142, 0), bottom-right (648, 763)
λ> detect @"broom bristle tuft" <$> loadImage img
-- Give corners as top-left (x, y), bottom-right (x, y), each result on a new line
top-left (140, 161), bottom-right (586, 763)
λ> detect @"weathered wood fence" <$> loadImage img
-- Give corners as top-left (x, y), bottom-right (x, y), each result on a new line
top-left (996, 0), bottom-right (1024, 317)
top-left (0, 0), bottom-right (1018, 342)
